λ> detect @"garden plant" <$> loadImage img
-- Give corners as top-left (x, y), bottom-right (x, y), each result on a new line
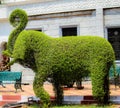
top-left (4, 9), bottom-right (115, 107)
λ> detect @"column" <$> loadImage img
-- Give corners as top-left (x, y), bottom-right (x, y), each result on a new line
top-left (96, 8), bottom-right (104, 37)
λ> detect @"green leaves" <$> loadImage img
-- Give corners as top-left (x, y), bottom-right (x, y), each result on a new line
top-left (7, 8), bottom-right (28, 55)
top-left (12, 33), bottom-right (115, 105)
top-left (8, 9), bottom-right (115, 106)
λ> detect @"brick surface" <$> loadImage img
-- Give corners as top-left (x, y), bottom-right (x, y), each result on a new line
top-left (0, 83), bottom-right (119, 106)
top-left (2, 95), bottom-right (21, 100)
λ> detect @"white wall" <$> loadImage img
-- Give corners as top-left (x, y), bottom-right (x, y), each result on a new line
top-left (104, 8), bottom-right (120, 39)
top-left (0, 22), bottom-right (11, 44)
top-left (0, 6), bottom-right (7, 19)
top-left (27, 11), bottom-right (98, 37)
top-left (104, 8), bottom-right (120, 27)
top-left (7, 0), bottom-right (120, 16)
top-left (0, 22), bottom-right (11, 37)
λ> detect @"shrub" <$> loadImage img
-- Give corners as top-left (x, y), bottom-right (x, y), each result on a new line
top-left (6, 9), bottom-right (115, 106)
top-left (7, 9), bottom-right (28, 55)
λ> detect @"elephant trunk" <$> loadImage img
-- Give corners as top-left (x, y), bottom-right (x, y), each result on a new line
top-left (6, 9), bottom-right (28, 55)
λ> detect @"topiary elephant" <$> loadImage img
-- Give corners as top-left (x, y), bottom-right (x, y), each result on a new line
top-left (5, 9), bottom-right (115, 106)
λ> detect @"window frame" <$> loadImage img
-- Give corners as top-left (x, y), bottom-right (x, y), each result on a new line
top-left (59, 25), bottom-right (79, 37)
top-left (105, 26), bottom-right (120, 63)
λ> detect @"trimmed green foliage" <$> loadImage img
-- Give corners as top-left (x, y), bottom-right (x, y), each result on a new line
top-left (51, 105), bottom-right (112, 108)
top-left (30, 105), bottom-right (112, 108)
top-left (6, 9), bottom-right (115, 107)
top-left (7, 9), bottom-right (28, 55)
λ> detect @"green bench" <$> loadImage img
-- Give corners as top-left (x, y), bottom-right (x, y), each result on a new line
top-left (109, 65), bottom-right (120, 88)
top-left (0, 71), bottom-right (24, 92)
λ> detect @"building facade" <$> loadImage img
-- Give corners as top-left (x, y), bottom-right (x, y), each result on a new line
top-left (0, 0), bottom-right (120, 83)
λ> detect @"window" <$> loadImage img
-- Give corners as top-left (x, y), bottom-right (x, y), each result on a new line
top-left (61, 27), bottom-right (77, 36)
top-left (108, 28), bottom-right (120, 60)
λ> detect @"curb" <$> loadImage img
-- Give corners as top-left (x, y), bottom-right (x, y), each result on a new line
top-left (0, 95), bottom-right (120, 106)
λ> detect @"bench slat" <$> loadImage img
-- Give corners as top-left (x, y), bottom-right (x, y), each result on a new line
top-left (0, 71), bottom-right (23, 92)
top-left (0, 72), bottom-right (22, 81)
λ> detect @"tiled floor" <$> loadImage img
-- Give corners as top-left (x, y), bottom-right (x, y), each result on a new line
top-left (0, 84), bottom-right (34, 96)
top-left (44, 83), bottom-right (120, 97)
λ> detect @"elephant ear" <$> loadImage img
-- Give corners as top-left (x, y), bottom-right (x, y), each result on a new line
top-left (5, 9), bottom-right (28, 56)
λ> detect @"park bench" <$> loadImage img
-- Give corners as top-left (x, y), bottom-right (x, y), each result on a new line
top-left (109, 73), bottom-right (120, 89)
top-left (0, 71), bottom-right (24, 92)
top-left (109, 65), bottom-right (120, 88)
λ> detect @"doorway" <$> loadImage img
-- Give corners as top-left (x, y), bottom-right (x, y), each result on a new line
top-left (108, 28), bottom-right (120, 60)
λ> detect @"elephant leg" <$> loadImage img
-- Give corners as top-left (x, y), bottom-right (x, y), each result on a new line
top-left (91, 61), bottom-right (110, 105)
top-left (76, 79), bottom-right (84, 89)
top-left (52, 79), bottom-right (63, 105)
top-left (33, 74), bottom-right (50, 107)
top-left (103, 62), bottom-right (112, 104)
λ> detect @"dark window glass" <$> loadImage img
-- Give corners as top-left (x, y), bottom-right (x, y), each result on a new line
top-left (62, 27), bottom-right (77, 36)
top-left (108, 28), bottom-right (120, 60)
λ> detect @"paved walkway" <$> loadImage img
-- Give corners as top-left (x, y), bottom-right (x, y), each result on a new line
top-left (0, 82), bottom-right (120, 107)
top-left (0, 84), bottom-right (34, 96)
top-left (44, 82), bottom-right (120, 97)
top-left (0, 82), bottom-right (120, 96)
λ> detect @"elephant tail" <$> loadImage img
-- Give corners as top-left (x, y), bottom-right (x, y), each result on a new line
top-left (6, 9), bottom-right (28, 56)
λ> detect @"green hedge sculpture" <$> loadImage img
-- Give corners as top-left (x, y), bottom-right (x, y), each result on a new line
top-left (5, 9), bottom-right (115, 106)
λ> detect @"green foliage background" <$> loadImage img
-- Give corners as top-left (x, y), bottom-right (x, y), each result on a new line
top-left (6, 9), bottom-right (115, 107)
